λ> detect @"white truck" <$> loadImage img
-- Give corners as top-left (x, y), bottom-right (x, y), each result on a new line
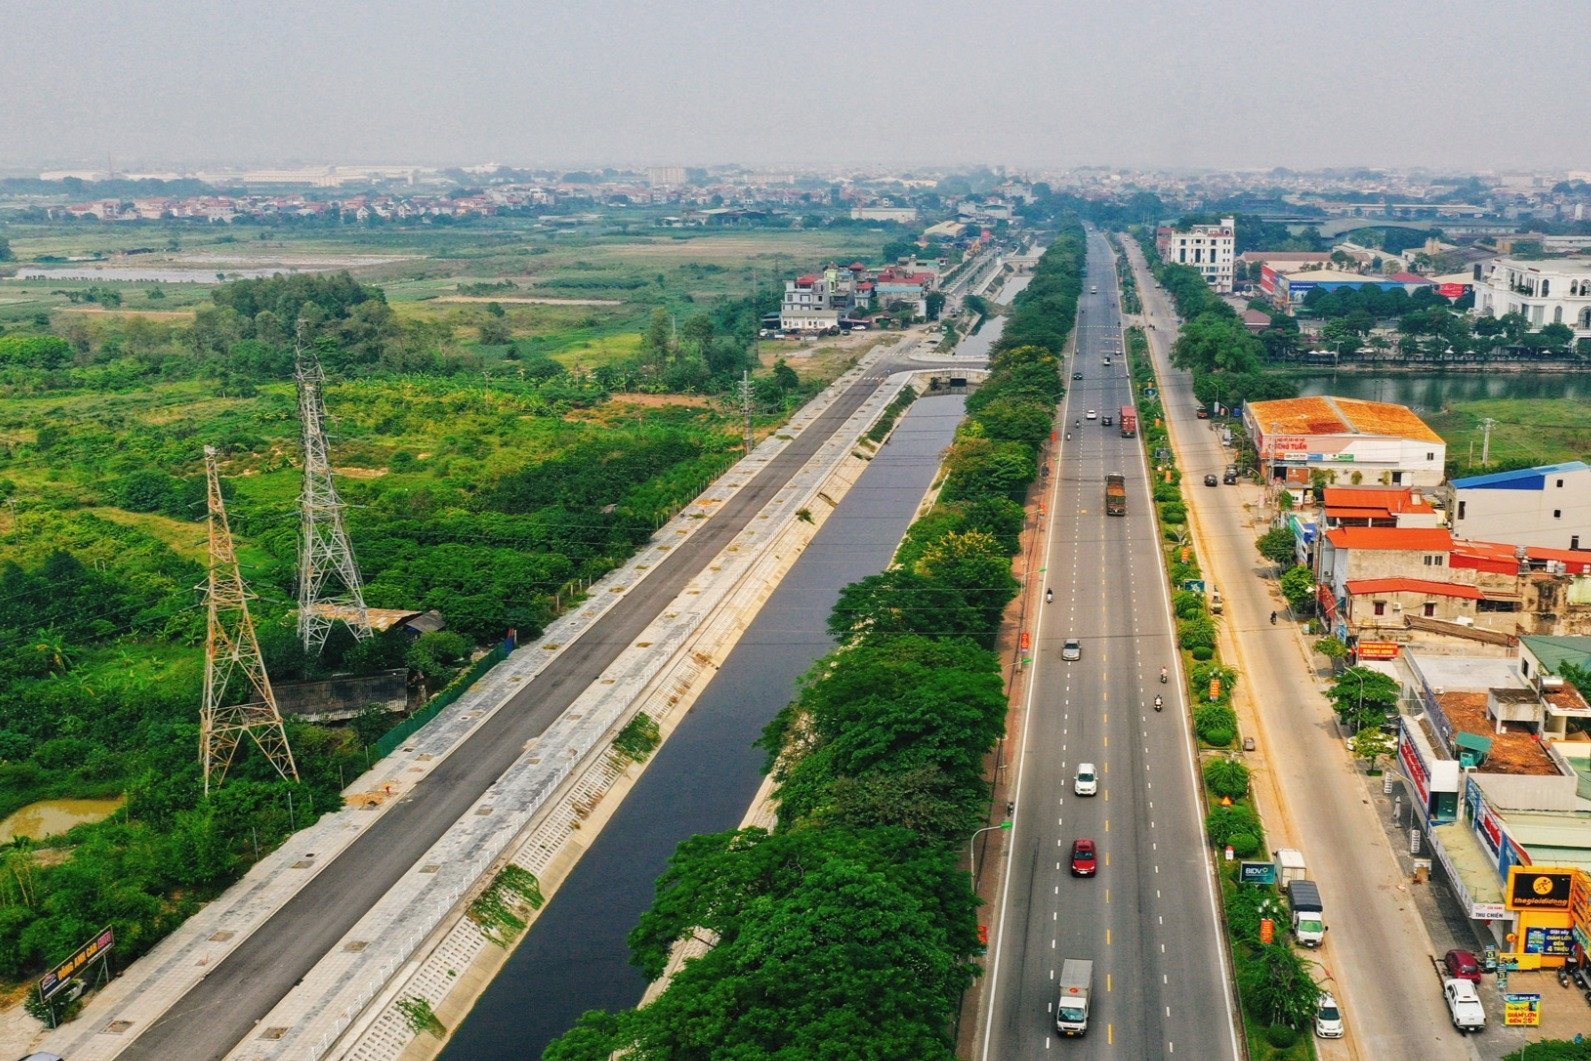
top-left (1287, 879), bottom-right (1325, 947)
top-left (1443, 978), bottom-right (1486, 1033)
top-left (1055, 959), bottom-right (1093, 1036)
top-left (1275, 848), bottom-right (1307, 885)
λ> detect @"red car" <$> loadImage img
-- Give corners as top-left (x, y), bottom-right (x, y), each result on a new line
top-left (1070, 838), bottom-right (1097, 878)
top-left (1444, 948), bottom-right (1482, 983)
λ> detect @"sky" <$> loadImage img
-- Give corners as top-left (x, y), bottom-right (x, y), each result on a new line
top-left (1, 0), bottom-right (1583, 173)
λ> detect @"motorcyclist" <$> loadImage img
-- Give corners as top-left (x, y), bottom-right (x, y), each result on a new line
top-left (1270, 611), bottom-right (1278, 625)
top-left (1153, 695), bottom-right (1164, 711)
top-left (1045, 588), bottom-right (1053, 604)
top-left (1159, 666), bottom-right (1168, 683)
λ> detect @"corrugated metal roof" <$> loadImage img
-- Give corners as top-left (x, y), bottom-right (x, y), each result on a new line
top-left (1451, 461), bottom-right (1590, 489)
top-left (1249, 396), bottom-right (1444, 443)
top-left (1325, 526), bottom-right (1453, 551)
top-left (1346, 577), bottom-right (1482, 600)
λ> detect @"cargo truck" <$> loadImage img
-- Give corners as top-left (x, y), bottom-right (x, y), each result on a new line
top-left (1274, 848), bottom-right (1307, 885)
top-left (1119, 405), bottom-right (1137, 438)
top-left (1288, 879), bottom-right (1325, 947)
top-left (1104, 473), bottom-right (1126, 517)
top-left (1054, 958), bottom-right (1093, 1036)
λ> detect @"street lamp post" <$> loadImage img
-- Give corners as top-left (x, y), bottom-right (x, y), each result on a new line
top-left (969, 820), bottom-right (1013, 880)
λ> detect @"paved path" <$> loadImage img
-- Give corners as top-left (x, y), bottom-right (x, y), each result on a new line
top-left (1124, 239), bottom-right (1462, 1058)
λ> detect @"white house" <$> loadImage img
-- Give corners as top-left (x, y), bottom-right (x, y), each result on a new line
top-left (1447, 461), bottom-right (1591, 552)
top-left (1471, 256), bottom-right (1591, 338)
top-left (1156, 216), bottom-right (1236, 293)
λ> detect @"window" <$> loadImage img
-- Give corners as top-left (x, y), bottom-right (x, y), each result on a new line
top-left (1391, 471), bottom-right (1404, 484)
top-left (1423, 555), bottom-right (1445, 567)
top-left (1556, 479), bottom-right (1564, 488)
top-left (1458, 500), bottom-right (1467, 519)
top-left (1373, 601), bottom-right (1387, 616)
top-left (1423, 602), bottom-right (1436, 617)
top-left (1555, 510), bottom-right (1562, 519)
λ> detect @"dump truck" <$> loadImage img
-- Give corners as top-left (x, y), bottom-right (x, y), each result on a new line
top-left (1054, 958), bottom-right (1093, 1036)
top-left (1105, 473), bottom-right (1126, 517)
top-left (1120, 405), bottom-right (1137, 438)
top-left (1288, 879), bottom-right (1325, 947)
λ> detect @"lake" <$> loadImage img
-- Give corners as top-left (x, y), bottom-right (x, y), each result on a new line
top-left (1292, 371), bottom-right (1591, 412)
top-left (0, 797), bottom-right (125, 843)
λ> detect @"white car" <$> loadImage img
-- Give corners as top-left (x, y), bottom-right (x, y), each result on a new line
top-left (1062, 638), bottom-right (1081, 661)
top-left (1085, 409), bottom-right (1098, 420)
top-left (1314, 991), bottom-right (1343, 1039)
top-left (1074, 763), bottom-right (1098, 797)
top-left (1443, 978), bottom-right (1485, 1033)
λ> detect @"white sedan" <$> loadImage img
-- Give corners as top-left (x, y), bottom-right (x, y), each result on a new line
top-left (1085, 409), bottom-right (1098, 420)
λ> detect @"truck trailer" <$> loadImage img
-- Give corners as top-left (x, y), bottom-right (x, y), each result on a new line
top-left (1119, 406), bottom-right (1137, 438)
top-left (1104, 473), bottom-right (1126, 517)
top-left (1288, 879), bottom-right (1325, 947)
top-left (1055, 958), bottom-right (1093, 1036)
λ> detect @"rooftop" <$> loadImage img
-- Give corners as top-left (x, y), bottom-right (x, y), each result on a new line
top-left (1521, 635), bottom-right (1591, 676)
top-left (1450, 460), bottom-right (1590, 490)
top-left (1438, 691), bottom-right (1560, 776)
top-left (1346, 577), bottom-right (1481, 600)
top-left (1325, 526), bottom-right (1453, 551)
top-left (1248, 395), bottom-right (1445, 443)
top-left (1323, 486), bottom-right (1436, 518)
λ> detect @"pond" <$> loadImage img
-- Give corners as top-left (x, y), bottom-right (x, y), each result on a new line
top-left (1291, 371), bottom-right (1591, 412)
top-left (0, 797), bottom-right (125, 844)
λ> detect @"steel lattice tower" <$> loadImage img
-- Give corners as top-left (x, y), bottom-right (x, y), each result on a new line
top-left (201, 445), bottom-right (298, 795)
top-left (294, 336), bottom-right (372, 652)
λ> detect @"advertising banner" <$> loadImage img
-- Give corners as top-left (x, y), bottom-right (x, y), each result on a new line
top-left (39, 926), bottom-right (113, 1002)
top-left (1240, 861), bottom-right (1277, 885)
top-left (1356, 642), bottom-right (1401, 661)
top-left (1503, 993), bottom-right (1541, 1026)
top-left (1508, 868), bottom-right (1574, 911)
top-left (1523, 926), bottom-right (1575, 956)
top-left (1399, 729), bottom-right (1431, 812)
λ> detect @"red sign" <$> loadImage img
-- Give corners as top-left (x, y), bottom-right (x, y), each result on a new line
top-left (1357, 642), bottom-right (1402, 661)
top-left (1400, 730), bottom-right (1430, 810)
top-left (1438, 282), bottom-right (1469, 300)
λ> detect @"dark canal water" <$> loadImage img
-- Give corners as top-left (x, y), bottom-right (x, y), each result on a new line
top-left (441, 391), bottom-right (968, 1058)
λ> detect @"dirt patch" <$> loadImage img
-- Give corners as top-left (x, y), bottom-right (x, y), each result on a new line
top-left (333, 466), bottom-right (389, 479)
top-left (605, 393), bottom-right (714, 409)
top-left (436, 295), bottom-right (622, 306)
top-left (56, 307), bottom-right (196, 319)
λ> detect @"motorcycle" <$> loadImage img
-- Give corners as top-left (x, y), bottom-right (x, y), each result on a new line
top-left (1153, 695), bottom-right (1163, 712)
top-left (1045, 589), bottom-right (1053, 604)
top-left (1159, 667), bottom-right (1168, 684)
top-left (1065, 432), bottom-right (1071, 441)
top-left (1560, 965), bottom-right (1573, 989)
top-left (1270, 611), bottom-right (1278, 625)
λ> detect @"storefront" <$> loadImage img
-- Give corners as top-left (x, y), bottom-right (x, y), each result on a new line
top-left (1504, 866), bottom-right (1577, 969)
top-left (1398, 719), bottom-right (1460, 822)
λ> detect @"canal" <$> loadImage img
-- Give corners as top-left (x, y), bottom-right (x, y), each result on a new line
top-left (442, 377), bottom-right (974, 1057)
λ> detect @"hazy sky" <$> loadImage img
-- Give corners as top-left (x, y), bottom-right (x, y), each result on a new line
top-left (2, 0), bottom-right (1582, 173)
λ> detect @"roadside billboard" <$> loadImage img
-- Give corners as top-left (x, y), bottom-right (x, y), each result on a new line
top-left (39, 926), bottom-right (113, 1002)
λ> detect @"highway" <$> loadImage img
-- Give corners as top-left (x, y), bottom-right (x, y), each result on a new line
top-left (114, 355), bottom-right (923, 1060)
top-left (1123, 239), bottom-right (1458, 1056)
top-left (979, 230), bottom-right (1239, 1059)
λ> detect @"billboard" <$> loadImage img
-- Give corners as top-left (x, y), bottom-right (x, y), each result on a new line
top-left (39, 926), bottom-right (113, 1002)
top-left (1356, 642), bottom-right (1401, 660)
top-left (1503, 993), bottom-right (1541, 1026)
top-left (1507, 867), bottom-right (1574, 911)
top-left (1522, 926), bottom-right (1575, 956)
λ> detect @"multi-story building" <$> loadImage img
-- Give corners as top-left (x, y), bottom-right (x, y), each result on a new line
top-left (1471, 256), bottom-right (1591, 337)
top-left (1155, 216), bottom-right (1236, 293)
top-left (647, 166), bottom-right (686, 187)
top-left (1448, 461), bottom-right (1591, 551)
top-left (779, 262), bottom-right (869, 331)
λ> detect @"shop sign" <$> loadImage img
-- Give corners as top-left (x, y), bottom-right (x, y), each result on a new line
top-left (1356, 641), bottom-right (1401, 660)
top-left (1508, 868), bottom-right (1574, 911)
top-left (1239, 861), bottom-right (1277, 885)
top-left (1470, 902), bottom-right (1508, 921)
top-left (1503, 993), bottom-right (1541, 1026)
top-left (1523, 926), bottom-right (1575, 956)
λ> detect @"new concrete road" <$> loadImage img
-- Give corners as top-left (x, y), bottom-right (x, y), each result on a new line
top-left (980, 230), bottom-right (1239, 1059)
top-left (114, 350), bottom-right (936, 1061)
top-left (1124, 238), bottom-right (1458, 1056)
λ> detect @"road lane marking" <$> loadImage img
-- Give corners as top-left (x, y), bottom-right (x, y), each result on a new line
top-left (1105, 888), bottom-right (1111, 903)
top-left (1108, 1025), bottom-right (1114, 1045)
top-left (1107, 929), bottom-right (1111, 945)
top-left (1108, 973), bottom-right (1113, 991)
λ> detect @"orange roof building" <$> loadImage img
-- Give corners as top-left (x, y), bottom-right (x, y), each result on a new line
top-left (1244, 396), bottom-right (1447, 490)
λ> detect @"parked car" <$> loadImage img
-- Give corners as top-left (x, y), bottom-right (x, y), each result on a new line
top-left (1069, 838), bottom-right (1097, 877)
top-left (1222, 465), bottom-right (1240, 485)
top-left (1196, 408), bottom-right (1210, 419)
top-left (1073, 763), bottom-right (1098, 797)
top-left (1314, 991), bottom-right (1344, 1039)
top-left (1444, 977), bottom-right (1486, 1033)
top-left (1444, 948), bottom-right (1482, 983)
top-left (1203, 474), bottom-right (1219, 487)
top-left (1062, 638), bottom-right (1081, 661)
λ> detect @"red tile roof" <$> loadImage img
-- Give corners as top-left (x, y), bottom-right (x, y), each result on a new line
top-left (1387, 271), bottom-right (1432, 284)
top-left (1323, 487), bottom-right (1434, 519)
top-left (1346, 578), bottom-right (1482, 600)
top-left (1325, 526), bottom-right (1453, 551)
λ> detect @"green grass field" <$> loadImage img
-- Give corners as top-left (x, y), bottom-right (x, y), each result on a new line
top-left (1427, 398), bottom-right (1591, 474)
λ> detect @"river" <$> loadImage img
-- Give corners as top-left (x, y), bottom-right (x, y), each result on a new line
top-left (441, 387), bottom-right (970, 1058)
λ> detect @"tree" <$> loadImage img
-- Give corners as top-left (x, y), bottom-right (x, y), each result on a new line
top-left (1240, 943), bottom-right (1321, 1029)
top-left (477, 318), bottom-right (511, 346)
top-left (1312, 637), bottom-right (1349, 665)
top-left (1255, 527), bottom-right (1296, 567)
top-left (1278, 565), bottom-right (1315, 612)
top-left (1327, 666), bottom-right (1400, 730)
top-left (0, 236), bottom-right (12, 262)
top-left (1350, 726), bottom-right (1396, 773)
top-left (1202, 757), bottom-right (1250, 799)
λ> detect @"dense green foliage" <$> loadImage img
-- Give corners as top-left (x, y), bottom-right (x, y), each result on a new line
top-left (1326, 667), bottom-right (1401, 730)
top-left (543, 221), bottom-right (1088, 1059)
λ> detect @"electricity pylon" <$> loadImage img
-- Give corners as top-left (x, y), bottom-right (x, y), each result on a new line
top-left (201, 445), bottom-right (298, 795)
top-left (294, 333), bottom-right (371, 652)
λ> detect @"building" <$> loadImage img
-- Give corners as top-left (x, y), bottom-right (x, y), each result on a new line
top-left (1321, 486), bottom-right (1441, 529)
top-left (872, 265), bottom-right (936, 319)
top-left (779, 262), bottom-right (869, 331)
top-left (1244, 396), bottom-right (1447, 490)
top-left (1448, 461), bottom-right (1591, 551)
top-left (1262, 266), bottom-right (1435, 307)
top-left (849, 206), bottom-right (918, 224)
top-left (1156, 216), bottom-right (1235, 293)
top-left (647, 166), bottom-right (686, 187)
top-left (1471, 256), bottom-right (1591, 338)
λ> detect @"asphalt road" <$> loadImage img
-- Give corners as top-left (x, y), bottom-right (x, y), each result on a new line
top-left (118, 362), bottom-right (908, 1060)
top-left (979, 231), bottom-right (1239, 1059)
top-left (1123, 239), bottom-right (1461, 1056)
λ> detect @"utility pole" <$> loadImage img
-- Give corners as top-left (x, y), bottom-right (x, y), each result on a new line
top-left (295, 329), bottom-right (372, 653)
top-left (1479, 417), bottom-right (1496, 466)
top-left (200, 446), bottom-right (297, 795)
top-left (740, 371), bottom-right (755, 455)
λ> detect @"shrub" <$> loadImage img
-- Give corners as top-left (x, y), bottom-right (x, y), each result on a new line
top-left (1206, 804), bottom-right (1262, 846)
top-left (1228, 832), bottom-right (1261, 858)
top-left (1178, 614), bottom-right (1216, 650)
top-left (1190, 645), bottom-right (1214, 662)
top-left (1201, 726), bottom-right (1234, 747)
top-left (1266, 1023), bottom-right (1298, 1048)
top-left (1159, 503), bottom-right (1186, 524)
top-left (1203, 758), bottom-right (1251, 799)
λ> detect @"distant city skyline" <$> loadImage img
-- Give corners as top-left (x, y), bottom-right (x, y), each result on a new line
top-left (3, 0), bottom-right (1584, 173)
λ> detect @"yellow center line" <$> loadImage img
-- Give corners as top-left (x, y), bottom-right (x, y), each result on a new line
top-left (1107, 928), bottom-right (1112, 945)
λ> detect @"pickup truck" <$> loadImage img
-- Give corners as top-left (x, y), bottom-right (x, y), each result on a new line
top-left (1443, 977), bottom-right (1486, 1033)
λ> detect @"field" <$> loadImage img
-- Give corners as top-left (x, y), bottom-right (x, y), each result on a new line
top-left (1426, 398), bottom-right (1591, 475)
